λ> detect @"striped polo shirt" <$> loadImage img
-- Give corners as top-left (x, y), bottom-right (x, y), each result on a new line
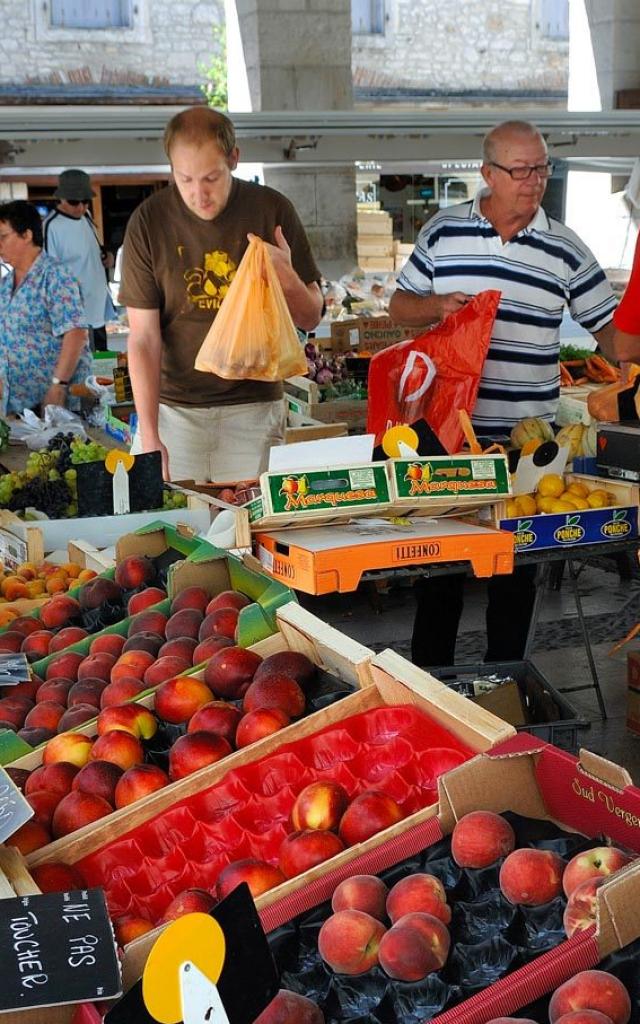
top-left (396, 192), bottom-right (617, 433)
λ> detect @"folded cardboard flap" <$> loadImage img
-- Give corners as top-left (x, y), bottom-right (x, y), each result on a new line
top-left (578, 748), bottom-right (633, 792)
top-left (436, 749), bottom-right (548, 834)
top-left (596, 859), bottom-right (640, 956)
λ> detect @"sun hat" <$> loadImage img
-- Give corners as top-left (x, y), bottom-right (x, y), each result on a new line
top-left (54, 169), bottom-right (96, 201)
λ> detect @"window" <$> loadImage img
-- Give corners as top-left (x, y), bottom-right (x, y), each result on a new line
top-left (50, 0), bottom-right (133, 29)
top-left (352, 0), bottom-right (385, 36)
top-left (539, 0), bottom-right (569, 41)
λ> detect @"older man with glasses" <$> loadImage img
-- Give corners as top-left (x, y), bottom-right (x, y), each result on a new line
top-left (389, 119), bottom-right (618, 669)
top-left (43, 169), bottom-right (116, 351)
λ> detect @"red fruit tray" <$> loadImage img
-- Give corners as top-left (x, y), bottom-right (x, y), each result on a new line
top-left (77, 704), bottom-right (473, 924)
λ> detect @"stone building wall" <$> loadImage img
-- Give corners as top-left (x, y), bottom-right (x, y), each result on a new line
top-left (353, 0), bottom-right (569, 99)
top-left (0, 0), bottom-right (222, 88)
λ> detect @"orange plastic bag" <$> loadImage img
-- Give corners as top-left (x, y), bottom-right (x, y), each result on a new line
top-left (194, 236), bottom-right (307, 381)
top-left (366, 290), bottom-right (500, 455)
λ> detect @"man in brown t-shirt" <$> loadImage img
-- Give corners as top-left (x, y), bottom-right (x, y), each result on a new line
top-left (120, 106), bottom-right (323, 481)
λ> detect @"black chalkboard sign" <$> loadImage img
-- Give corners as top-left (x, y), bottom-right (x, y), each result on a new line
top-left (76, 451), bottom-right (164, 517)
top-left (0, 888), bottom-right (121, 1012)
top-left (0, 764), bottom-right (34, 844)
top-left (0, 653), bottom-right (32, 686)
top-left (105, 884), bottom-right (278, 1024)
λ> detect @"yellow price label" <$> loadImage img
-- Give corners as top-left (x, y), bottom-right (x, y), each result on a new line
top-left (105, 449), bottom-right (135, 475)
top-left (142, 913), bottom-right (226, 1024)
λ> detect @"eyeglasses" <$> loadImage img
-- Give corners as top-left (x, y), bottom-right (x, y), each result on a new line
top-left (66, 199), bottom-right (90, 207)
top-left (489, 161), bottom-right (554, 181)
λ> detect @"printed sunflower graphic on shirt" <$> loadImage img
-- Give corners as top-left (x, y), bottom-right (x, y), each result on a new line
top-left (184, 250), bottom-right (237, 310)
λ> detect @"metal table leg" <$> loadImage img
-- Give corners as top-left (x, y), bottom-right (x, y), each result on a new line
top-left (556, 558), bottom-right (608, 720)
top-left (523, 561), bottom-right (550, 662)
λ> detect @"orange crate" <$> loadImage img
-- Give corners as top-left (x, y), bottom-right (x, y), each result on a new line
top-left (255, 517), bottom-right (514, 594)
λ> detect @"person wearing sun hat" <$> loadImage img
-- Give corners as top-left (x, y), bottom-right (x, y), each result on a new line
top-left (44, 169), bottom-right (116, 351)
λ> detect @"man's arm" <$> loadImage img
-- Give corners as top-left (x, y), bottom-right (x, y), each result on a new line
top-left (41, 328), bottom-right (88, 408)
top-left (388, 289), bottom-right (470, 327)
top-left (592, 320), bottom-right (617, 362)
top-left (126, 307), bottom-right (170, 480)
top-left (612, 328), bottom-right (640, 364)
top-left (249, 227), bottom-right (322, 331)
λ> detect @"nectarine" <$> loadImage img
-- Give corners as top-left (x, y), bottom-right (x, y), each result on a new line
top-left (318, 909), bottom-right (386, 975)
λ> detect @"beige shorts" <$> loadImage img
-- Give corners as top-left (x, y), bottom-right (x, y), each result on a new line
top-left (131, 399), bottom-right (286, 482)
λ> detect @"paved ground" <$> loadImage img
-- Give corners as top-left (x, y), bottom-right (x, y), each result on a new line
top-left (300, 559), bottom-right (640, 778)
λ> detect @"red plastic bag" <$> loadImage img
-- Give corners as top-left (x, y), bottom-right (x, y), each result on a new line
top-left (367, 290), bottom-right (500, 454)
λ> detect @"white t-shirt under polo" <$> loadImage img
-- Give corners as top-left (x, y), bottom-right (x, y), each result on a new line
top-left (396, 193), bottom-right (617, 433)
top-left (43, 210), bottom-right (110, 328)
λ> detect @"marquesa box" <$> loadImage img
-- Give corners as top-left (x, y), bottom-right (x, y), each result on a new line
top-left (388, 454), bottom-right (510, 505)
top-left (246, 463), bottom-right (392, 525)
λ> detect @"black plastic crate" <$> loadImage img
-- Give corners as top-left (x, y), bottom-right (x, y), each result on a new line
top-left (430, 659), bottom-right (590, 754)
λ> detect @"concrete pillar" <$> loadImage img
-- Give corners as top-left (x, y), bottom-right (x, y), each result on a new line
top-left (235, 0), bottom-right (356, 276)
top-left (584, 0), bottom-right (640, 108)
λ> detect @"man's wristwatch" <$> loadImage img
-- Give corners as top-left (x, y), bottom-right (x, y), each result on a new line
top-left (51, 376), bottom-right (69, 387)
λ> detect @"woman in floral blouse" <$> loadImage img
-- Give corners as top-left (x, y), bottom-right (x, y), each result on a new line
top-left (0, 200), bottom-right (91, 416)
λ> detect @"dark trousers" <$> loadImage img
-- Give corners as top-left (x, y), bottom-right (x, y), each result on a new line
top-left (411, 564), bottom-right (537, 667)
top-left (89, 325), bottom-right (108, 352)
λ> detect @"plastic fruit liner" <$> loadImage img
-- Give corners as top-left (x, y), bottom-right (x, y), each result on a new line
top-left (266, 812), bottom-right (612, 1024)
top-left (77, 704), bottom-right (473, 924)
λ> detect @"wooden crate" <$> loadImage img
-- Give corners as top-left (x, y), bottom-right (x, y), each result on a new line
top-left (284, 375), bottom-right (367, 430)
top-left (358, 257), bottom-right (395, 272)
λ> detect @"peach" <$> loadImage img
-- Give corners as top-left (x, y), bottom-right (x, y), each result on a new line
top-left (332, 874), bottom-right (388, 921)
top-left (318, 909), bottom-right (386, 975)
top-left (115, 555), bottom-right (156, 590)
top-left (79, 577), bottom-right (122, 611)
top-left (199, 607), bottom-right (239, 641)
top-left (100, 678), bottom-right (145, 709)
top-left (378, 913), bottom-right (450, 980)
top-left (18, 727), bottom-right (56, 746)
top-left (499, 848), bottom-right (565, 905)
top-left (0, 697), bottom-right (33, 729)
top-left (115, 763), bottom-right (169, 808)
top-left (89, 731), bottom-right (144, 771)
top-left (0, 631), bottom-right (25, 653)
top-left (77, 653), bottom-right (116, 683)
top-left (1, 678), bottom-right (40, 701)
top-left (97, 703), bottom-right (158, 740)
top-left (48, 626), bottom-right (89, 653)
top-left (278, 829), bottom-right (345, 879)
top-left (21, 630), bottom-right (54, 661)
top-left (0, 720), bottom-right (17, 733)
top-left (216, 858), bottom-right (285, 900)
top-left (142, 655), bottom-right (191, 689)
top-left (68, 678), bottom-right (108, 707)
top-left (90, 633), bottom-right (126, 658)
top-left (40, 595), bottom-right (82, 630)
top-left (43, 731), bottom-right (93, 767)
top-left (206, 590), bottom-right (250, 614)
top-left (72, 760), bottom-right (123, 805)
top-left (78, 569), bottom-right (98, 583)
top-left (554, 1014), bottom-right (614, 1024)
top-left (10, 616), bottom-right (45, 637)
top-left (52, 790), bottom-right (113, 838)
top-left (243, 674), bottom-right (305, 719)
top-left (254, 991), bottom-right (324, 1024)
top-left (549, 971), bottom-right (631, 1024)
top-left (386, 873), bottom-right (451, 925)
top-left (25, 761), bottom-right (79, 798)
top-left (235, 707), bottom-right (289, 748)
top-left (161, 888), bottom-right (217, 923)
top-left (291, 781), bottom-right (349, 832)
top-left (30, 862), bottom-right (85, 894)
top-left (58, 704), bottom-right (98, 732)
top-left (113, 916), bottom-right (155, 947)
top-left (168, 731), bottom-right (232, 781)
top-left (27, 789), bottom-right (62, 828)
top-left (36, 678), bottom-right (74, 704)
top-left (6, 820), bottom-right (51, 854)
top-left (127, 587), bottom-right (167, 617)
top-left (193, 636), bottom-right (233, 665)
top-left (128, 609), bottom-right (168, 638)
top-left (188, 700), bottom-right (243, 745)
top-left (155, 675), bottom-right (214, 724)
top-left (562, 846), bottom-right (632, 898)
top-left (451, 810), bottom-right (516, 869)
top-left (24, 700), bottom-right (65, 732)
top-left (46, 651), bottom-right (84, 681)
top-left (171, 586), bottom-right (209, 614)
top-left (338, 790), bottom-right (404, 846)
top-left (122, 632), bottom-right (165, 657)
top-left (111, 650), bottom-right (155, 683)
top-left (204, 646), bottom-right (262, 699)
top-left (253, 651), bottom-right (316, 689)
top-left (166, 608), bottom-right (203, 641)
top-left (563, 877), bottom-right (605, 937)
top-left (159, 637), bottom-right (198, 662)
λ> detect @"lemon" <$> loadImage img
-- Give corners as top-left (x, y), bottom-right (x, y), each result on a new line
top-left (515, 494), bottom-right (537, 516)
top-left (505, 499), bottom-right (519, 517)
top-left (559, 492), bottom-right (581, 510)
top-left (568, 496), bottom-right (589, 510)
top-left (567, 481), bottom-right (589, 498)
top-left (536, 496), bottom-right (556, 514)
top-left (587, 490), bottom-right (609, 508)
top-left (550, 499), bottom-right (576, 513)
top-left (537, 474), bottom-right (565, 499)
